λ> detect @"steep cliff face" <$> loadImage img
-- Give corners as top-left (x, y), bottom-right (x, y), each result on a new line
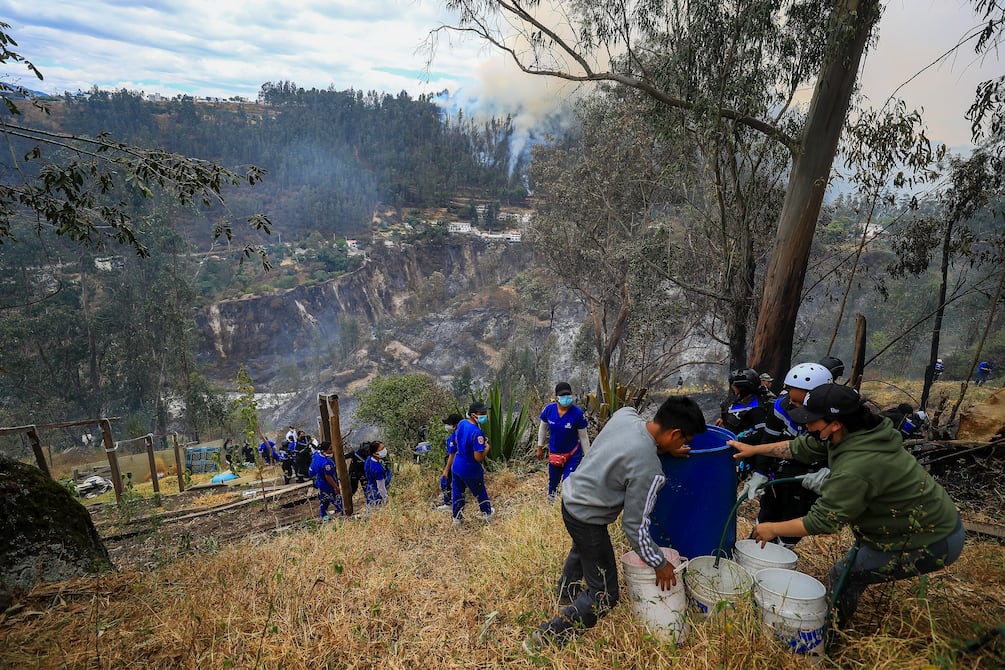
top-left (196, 238), bottom-right (536, 387)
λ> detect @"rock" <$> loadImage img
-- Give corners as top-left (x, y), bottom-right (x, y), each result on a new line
top-left (0, 457), bottom-right (112, 597)
top-left (958, 387), bottom-right (1005, 442)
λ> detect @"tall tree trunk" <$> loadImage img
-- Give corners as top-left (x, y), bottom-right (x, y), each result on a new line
top-left (919, 221), bottom-right (954, 410)
top-left (79, 260), bottom-right (101, 417)
top-left (749, 0), bottom-right (880, 375)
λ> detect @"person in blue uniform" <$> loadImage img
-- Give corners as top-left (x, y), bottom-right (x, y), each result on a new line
top-left (536, 382), bottom-right (591, 500)
top-left (439, 413), bottom-right (463, 510)
top-left (742, 361), bottom-right (833, 546)
top-left (312, 441), bottom-right (342, 519)
top-left (364, 441), bottom-right (391, 506)
top-left (258, 438), bottom-right (279, 464)
top-left (976, 360), bottom-right (993, 386)
top-left (447, 401), bottom-right (494, 525)
top-left (716, 368), bottom-right (770, 439)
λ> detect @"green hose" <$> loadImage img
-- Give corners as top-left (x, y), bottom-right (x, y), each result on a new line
top-left (713, 475), bottom-right (806, 567)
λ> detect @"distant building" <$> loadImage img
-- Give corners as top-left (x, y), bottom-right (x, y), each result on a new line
top-left (448, 222), bottom-right (472, 234)
top-left (94, 256), bottom-right (124, 271)
top-left (506, 230), bottom-right (522, 242)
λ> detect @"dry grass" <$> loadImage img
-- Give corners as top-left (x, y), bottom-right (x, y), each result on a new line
top-left (2, 463), bottom-right (1003, 669)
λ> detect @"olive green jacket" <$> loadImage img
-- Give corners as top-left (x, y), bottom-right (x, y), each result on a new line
top-left (790, 418), bottom-right (959, 551)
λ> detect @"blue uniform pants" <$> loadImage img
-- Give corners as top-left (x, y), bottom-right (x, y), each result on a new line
top-left (546, 450), bottom-right (583, 498)
top-left (319, 489), bottom-right (343, 518)
top-left (451, 471), bottom-right (492, 519)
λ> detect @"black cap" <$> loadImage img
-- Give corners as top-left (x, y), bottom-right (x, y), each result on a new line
top-left (788, 384), bottom-right (862, 424)
top-left (468, 401), bottom-right (490, 415)
top-left (555, 381), bottom-right (573, 396)
top-left (442, 413), bottom-right (463, 426)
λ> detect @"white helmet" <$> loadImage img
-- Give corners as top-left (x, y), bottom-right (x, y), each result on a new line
top-left (784, 362), bottom-right (833, 391)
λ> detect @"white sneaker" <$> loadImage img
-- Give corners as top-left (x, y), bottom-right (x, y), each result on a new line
top-left (452, 517), bottom-right (462, 526)
top-left (435, 504), bottom-right (451, 511)
top-left (482, 510), bottom-right (495, 523)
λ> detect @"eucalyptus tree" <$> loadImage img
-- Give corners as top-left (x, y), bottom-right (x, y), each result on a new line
top-left (526, 95), bottom-right (683, 378)
top-left (433, 0), bottom-right (881, 378)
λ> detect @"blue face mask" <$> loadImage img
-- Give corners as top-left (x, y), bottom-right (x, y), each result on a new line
top-left (476, 414), bottom-right (488, 425)
top-left (557, 395), bottom-right (574, 407)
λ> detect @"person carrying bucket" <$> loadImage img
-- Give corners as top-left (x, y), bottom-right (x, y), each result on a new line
top-left (729, 384), bottom-right (963, 633)
top-left (535, 381), bottom-right (591, 500)
top-left (522, 396), bottom-right (706, 654)
top-left (739, 361), bottom-right (833, 547)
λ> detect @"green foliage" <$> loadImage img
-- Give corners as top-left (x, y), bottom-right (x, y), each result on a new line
top-left (450, 366), bottom-right (475, 406)
top-left (353, 374), bottom-right (453, 454)
top-left (479, 382), bottom-right (530, 464)
top-left (58, 476), bottom-right (78, 499)
top-left (232, 367), bottom-right (262, 460)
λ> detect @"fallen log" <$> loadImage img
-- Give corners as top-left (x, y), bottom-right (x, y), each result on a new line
top-left (963, 520), bottom-right (1005, 540)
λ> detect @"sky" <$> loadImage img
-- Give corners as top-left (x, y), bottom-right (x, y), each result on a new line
top-left (0, 0), bottom-right (999, 150)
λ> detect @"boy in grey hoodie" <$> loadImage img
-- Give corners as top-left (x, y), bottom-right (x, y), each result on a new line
top-left (524, 396), bottom-right (706, 652)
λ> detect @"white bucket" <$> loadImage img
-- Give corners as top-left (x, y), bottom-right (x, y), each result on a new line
top-left (683, 555), bottom-right (753, 619)
top-left (754, 568), bottom-right (828, 656)
top-left (734, 539), bottom-right (798, 574)
top-left (621, 547), bottom-right (689, 644)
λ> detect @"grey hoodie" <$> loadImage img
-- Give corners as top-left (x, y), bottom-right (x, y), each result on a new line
top-left (561, 407), bottom-right (668, 569)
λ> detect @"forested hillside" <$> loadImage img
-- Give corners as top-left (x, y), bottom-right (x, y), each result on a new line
top-left (28, 83), bottom-right (528, 244)
top-left (0, 84), bottom-right (534, 447)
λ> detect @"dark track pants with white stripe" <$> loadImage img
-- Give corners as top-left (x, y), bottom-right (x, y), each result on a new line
top-left (541, 502), bottom-right (619, 640)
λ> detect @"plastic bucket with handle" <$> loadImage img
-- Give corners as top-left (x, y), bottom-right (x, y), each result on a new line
top-left (621, 547), bottom-right (689, 644)
top-left (683, 554), bottom-right (752, 619)
top-left (734, 539), bottom-right (798, 574)
top-left (754, 568), bottom-right (828, 656)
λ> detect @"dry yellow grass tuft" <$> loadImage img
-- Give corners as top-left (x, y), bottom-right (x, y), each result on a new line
top-left (2, 462), bottom-right (1003, 669)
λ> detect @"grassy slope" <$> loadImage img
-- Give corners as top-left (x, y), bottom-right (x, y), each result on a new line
top-left (3, 459), bottom-right (1003, 669)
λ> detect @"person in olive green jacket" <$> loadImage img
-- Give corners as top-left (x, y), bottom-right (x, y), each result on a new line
top-left (730, 384), bottom-right (963, 628)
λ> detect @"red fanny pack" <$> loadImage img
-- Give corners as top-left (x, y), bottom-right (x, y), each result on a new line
top-left (548, 445), bottom-right (579, 467)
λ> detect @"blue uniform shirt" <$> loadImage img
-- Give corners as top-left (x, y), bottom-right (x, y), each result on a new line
top-left (451, 419), bottom-right (488, 479)
top-left (315, 453), bottom-right (338, 494)
top-left (365, 456), bottom-right (389, 504)
top-left (540, 403), bottom-right (588, 454)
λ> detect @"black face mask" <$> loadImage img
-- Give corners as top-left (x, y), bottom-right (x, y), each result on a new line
top-left (808, 423), bottom-right (834, 446)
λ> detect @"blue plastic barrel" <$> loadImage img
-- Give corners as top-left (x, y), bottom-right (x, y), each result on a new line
top-left (649, 425), bottom-right (737, 559)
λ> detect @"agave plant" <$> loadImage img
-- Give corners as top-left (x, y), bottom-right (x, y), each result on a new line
top-left (478, 383), bottom-right (530, 463)
top-left (583, 362), bottom-right (648, 431)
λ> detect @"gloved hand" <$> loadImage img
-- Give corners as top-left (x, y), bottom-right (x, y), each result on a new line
top-left (440, 475), bottom-right (448, 491)
top-left (738, 472), bottom-right (769, 501)
top-left (800, 467), bottom-right (830, 494)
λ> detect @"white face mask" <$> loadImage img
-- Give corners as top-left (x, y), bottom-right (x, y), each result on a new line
top-left (377, 448), bottom-right (388, 459)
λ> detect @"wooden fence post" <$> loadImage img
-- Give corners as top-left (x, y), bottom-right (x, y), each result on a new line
top-left (173, 433), bottom-right (185, 493)
top-left (144, 434), bottom-right (161, 504)
top-left (25, 426), bottom-right (52, 479)
top-left (100, 418), bottom-right (122, 504)
top-left (319, 393), bottom-right (353, 516)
